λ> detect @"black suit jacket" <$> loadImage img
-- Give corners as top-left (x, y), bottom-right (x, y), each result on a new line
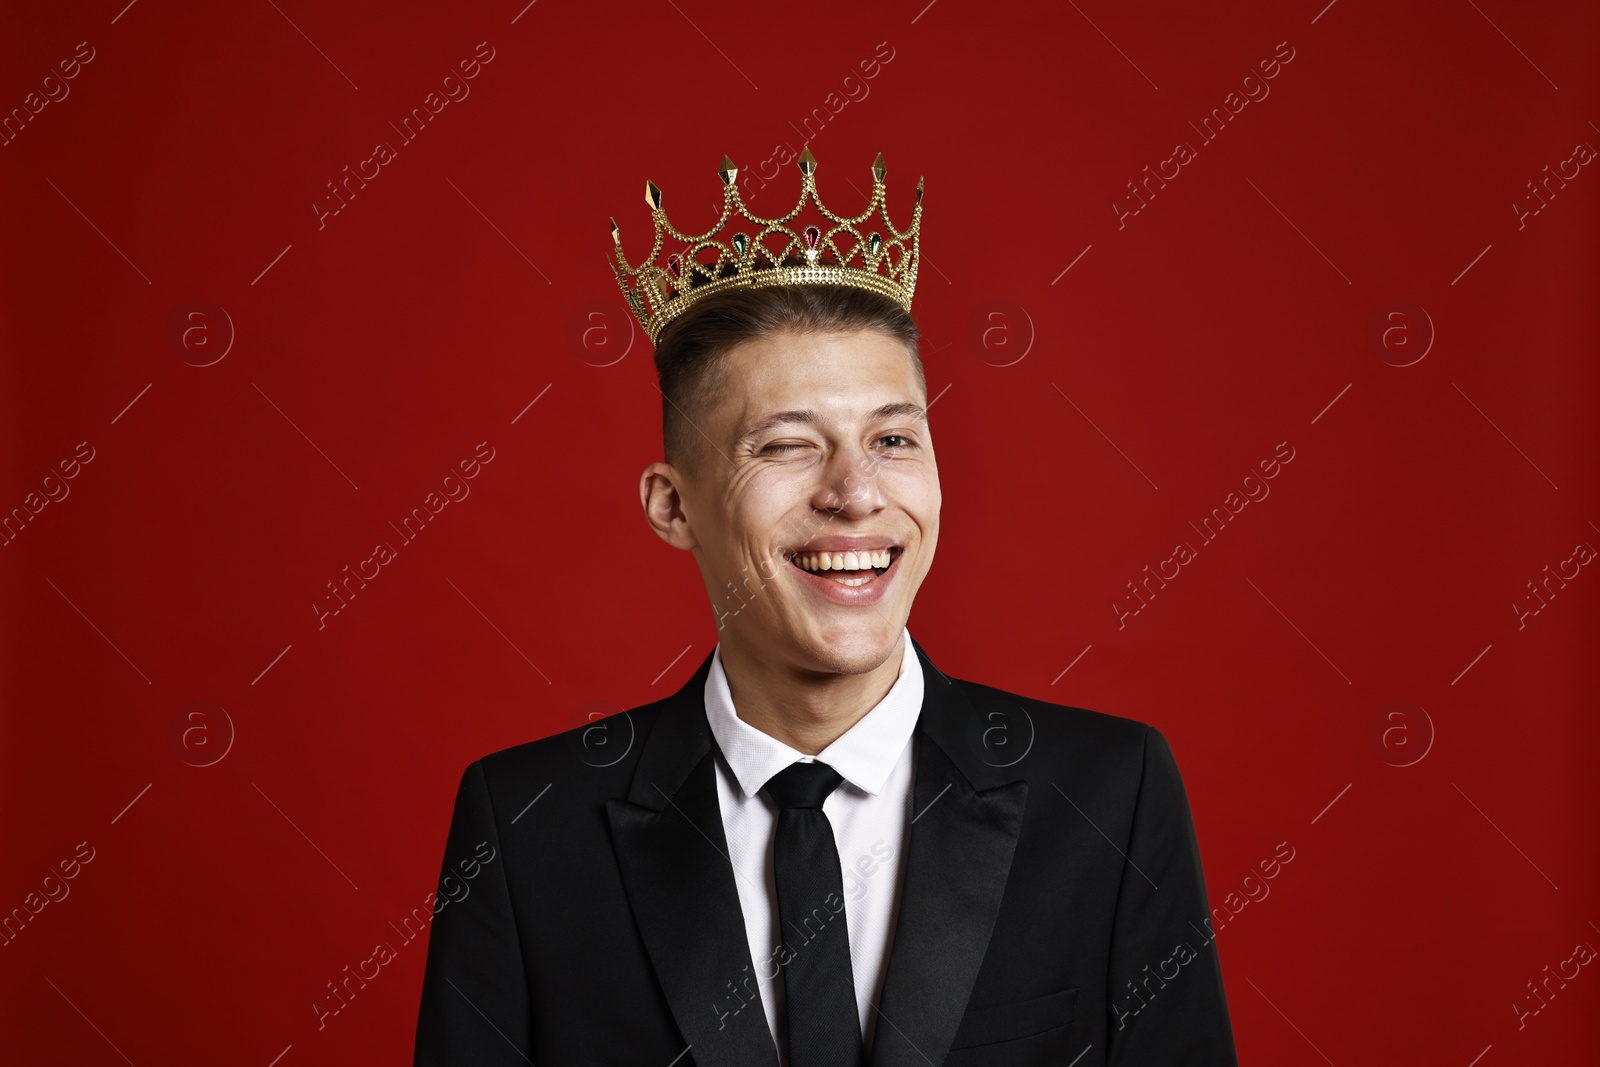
top-left (413, 636), bottom-right (1238, 1065)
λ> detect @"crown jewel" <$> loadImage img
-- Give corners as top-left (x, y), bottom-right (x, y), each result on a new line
top-left (608, 148), bottom-right (924, 343)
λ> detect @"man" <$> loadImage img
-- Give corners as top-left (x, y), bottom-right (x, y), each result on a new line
top-left (413, 149), bottom-right (1238, 1066)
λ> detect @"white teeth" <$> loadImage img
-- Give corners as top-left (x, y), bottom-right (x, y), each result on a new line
top-left (791, 548), bottom-right (894, 573)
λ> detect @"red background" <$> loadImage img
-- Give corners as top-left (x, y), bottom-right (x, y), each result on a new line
top-left (3, 0), bottom-right (1597, 1063)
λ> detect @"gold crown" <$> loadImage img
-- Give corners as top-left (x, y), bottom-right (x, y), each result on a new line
top-left (608, 147), bottom-right (924, 344)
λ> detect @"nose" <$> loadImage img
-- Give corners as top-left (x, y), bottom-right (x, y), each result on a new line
top-left (811, 440), bottom-right (887, 518)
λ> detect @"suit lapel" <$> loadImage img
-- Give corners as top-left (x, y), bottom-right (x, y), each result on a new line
top-left (866, 637), bottom-right (1030, 1067)
top-left (607, 637), bottom-right (1027, 1067)
top-left (605, 650), bottom-right (781, 1067)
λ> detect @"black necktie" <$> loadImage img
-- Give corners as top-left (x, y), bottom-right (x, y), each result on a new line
top-left (763, 760), bottom-right (864, 1067)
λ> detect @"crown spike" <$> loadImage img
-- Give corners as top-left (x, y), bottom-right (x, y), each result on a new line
top-left (609, 151), bottom-right (921, 344)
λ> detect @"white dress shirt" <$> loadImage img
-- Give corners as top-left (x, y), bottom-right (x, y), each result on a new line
top-left (704, 627), bottom-right (924, 1062)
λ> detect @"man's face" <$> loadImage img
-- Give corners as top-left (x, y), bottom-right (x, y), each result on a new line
top-left (645, 327), bottom-right (940, 677)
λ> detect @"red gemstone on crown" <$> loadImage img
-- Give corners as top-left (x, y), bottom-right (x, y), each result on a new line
top-left (666, 254), bottom-right (681, 277)
top-left (804, 225), bottom-right (820, 249)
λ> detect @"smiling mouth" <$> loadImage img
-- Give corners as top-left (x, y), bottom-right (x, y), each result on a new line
top-left (785, 547), bottom-right (900, 587)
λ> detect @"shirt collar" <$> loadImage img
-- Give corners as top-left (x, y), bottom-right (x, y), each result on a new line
top-left (704, 628), bottom-right (924, 799)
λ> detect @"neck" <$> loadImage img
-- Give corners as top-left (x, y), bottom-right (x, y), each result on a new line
top-left (718, 632), bottom-right (906, 755)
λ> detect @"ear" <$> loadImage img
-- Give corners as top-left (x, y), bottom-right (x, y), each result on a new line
top-left (639, 461), bottom-right (698, 551)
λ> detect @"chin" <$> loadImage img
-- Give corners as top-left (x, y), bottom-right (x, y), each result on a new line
top-left (791, 619), bottom-right (903, 676)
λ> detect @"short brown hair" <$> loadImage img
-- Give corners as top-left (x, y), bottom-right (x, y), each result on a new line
top-left (652, 283), bottom-right (925, 474)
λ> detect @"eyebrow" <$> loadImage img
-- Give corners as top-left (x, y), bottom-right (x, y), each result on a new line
top-left (736, 402), bottom-right (927, 446)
